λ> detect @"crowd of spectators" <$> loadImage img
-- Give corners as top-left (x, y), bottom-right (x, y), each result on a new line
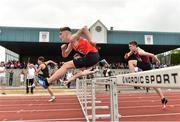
top-left (2, 60), bottom-right (176, 70)
top-left (3, 60), bottom-right (26, 69)
top-left (109, 62), bottom-right (128, 69)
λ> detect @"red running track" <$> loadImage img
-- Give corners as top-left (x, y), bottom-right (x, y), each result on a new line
top-left (1, 92), bottom-right (180, 121)
top-left (94, 92), bottom-right (180, 121)
top-left (0, 95), bottom-right (85, 121)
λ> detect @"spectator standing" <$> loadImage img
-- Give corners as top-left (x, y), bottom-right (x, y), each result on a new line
top-left (26, 63), bottom-right (35, 94)
top-left (20, 71), bottom-right (25, 87)
top-left (9, 69), bottom-right (14, 86)
top-left (0, 62), bottom-right (6, 95)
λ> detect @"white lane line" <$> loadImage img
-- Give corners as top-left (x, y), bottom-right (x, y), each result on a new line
top-left (12, 118), bottom-right (85, 122)
top-left (0, 94), bottom-right (76, 97)
top-left (0, 98), bottom-right (78, 101)
top-left (122, 112), bottom-right (180, 118)
top-left (117, 96), bottom-right (180, 99)
top-left (0, 103), bottom-right (80, 107)
top-left (118, 98), bottom-right (180, 103)
top-left (89, 98), bottom-right (177, 104)
top-left (1, 94), bottom-right (179, 101)
top-left (0, 108), bottom-right (82, 113)
top-left (117, 95), bottom-right (180, 98)
top-left (2, 98), bottom-right (180, 104)
top-left (96, 96), bottom-right (180, 101)
top-left (1, 94), bottom-right (180, 101)
top-left (119, 104), bottom-right (179, 109)
top-left (1, 102), bottom-right (179, 109)
top-left (0, 104), bottom-right (178, 110)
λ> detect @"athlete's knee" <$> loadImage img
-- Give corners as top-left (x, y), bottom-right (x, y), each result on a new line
top-left (128, 60), bottom-right (133, 64)
top-left (77, 71), bottom-right (84, 76)
top-left (81, 70), bottom-right (89, 76)
top-left (128, 60), bottom-right (136, 66)
top-left (62, 62), bottom-right (73, 70)
top-left (154, 87), bottom-right (161, 91)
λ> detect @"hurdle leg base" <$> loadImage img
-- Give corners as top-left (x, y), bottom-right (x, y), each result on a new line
top-left (87, 106), bottom-right (109, 109)
top-left (88, 114), bottom-right (122, 119)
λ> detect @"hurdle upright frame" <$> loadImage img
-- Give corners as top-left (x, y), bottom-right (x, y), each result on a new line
top-left (76, 76), bottom-right (120, 122)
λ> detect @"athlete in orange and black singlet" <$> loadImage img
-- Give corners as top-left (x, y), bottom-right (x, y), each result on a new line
top-left (37, 26), bottom-right (100, 89)
top-left (69, 36), bottom-right (100, 68)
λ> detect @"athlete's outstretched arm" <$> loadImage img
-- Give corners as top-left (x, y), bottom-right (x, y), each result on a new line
top-left (45, 60), bottom-right (57, 65)
top-left (27, 63), bottom-right (37, 72)
top-left (71, 26), bottom-right (96, 46)
top-left (28, 63), bottom-right (41, 75)
top-left (35, 66), bottom-right (42, 74)
top-left (138, 48), bottom-right (160, 65)
top-left (70, 28), bottom-right (83, 42)
top-left (82, 26), bottom-right (96, 46)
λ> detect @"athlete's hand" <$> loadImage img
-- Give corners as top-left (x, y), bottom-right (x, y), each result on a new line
top-left (124, 53), bottom-right (129, 59)
top-left (28, 63), bottom-right (35, 68)
top-left (83, 26), bottom-right (88, 30)
top-left (61, 44), bottom-right (67, 50)
top-left (54, 62), bottom-right (58, 66)
top-left (156, 60), bottom-right (160, 67)
top-left (90, 41), bottom-right (96, 47)
top-left (61, 44), bottom-right (68, 57)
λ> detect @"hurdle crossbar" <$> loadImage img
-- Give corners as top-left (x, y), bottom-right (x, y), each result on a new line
top-left (114, 65), bottom-right (180, 88)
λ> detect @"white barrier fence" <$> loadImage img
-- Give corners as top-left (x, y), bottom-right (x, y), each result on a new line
top-left (116, 65), bottom-right (180, 88)
top-left (76, 65), bottom-right (180, 122)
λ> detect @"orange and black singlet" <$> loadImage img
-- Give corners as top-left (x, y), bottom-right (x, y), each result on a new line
top-left (70, 37), bottom-right (97, 55)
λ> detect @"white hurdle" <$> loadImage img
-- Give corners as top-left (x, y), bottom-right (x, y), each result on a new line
top-left (115, 65), bottom-right (180, 88)
top-left (76, 76), bottom-right (120, 122)
top-left (76, 65), bottom-right (180, 122)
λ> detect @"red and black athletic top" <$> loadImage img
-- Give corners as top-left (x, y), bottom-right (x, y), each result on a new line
top-left (135, 53), bottom-right (150, 63)
top-left (70, 37), bottom-right (97, 55)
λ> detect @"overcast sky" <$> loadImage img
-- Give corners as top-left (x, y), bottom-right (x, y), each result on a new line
top-left (0, 0), bottom-right (180, 32)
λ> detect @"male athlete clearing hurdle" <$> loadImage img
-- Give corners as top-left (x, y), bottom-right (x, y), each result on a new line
top-left (63, 53), bottom-right (109, 84)
top-left (37, 26), bottom-right (100, 89)
top-left (124, 40), bottom-right (168, 109)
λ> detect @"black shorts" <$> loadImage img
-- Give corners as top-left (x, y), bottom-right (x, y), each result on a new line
top-left (137, 61), bottom-right (152, 71)
top-left (73, 52), bottom-right (100, 68)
